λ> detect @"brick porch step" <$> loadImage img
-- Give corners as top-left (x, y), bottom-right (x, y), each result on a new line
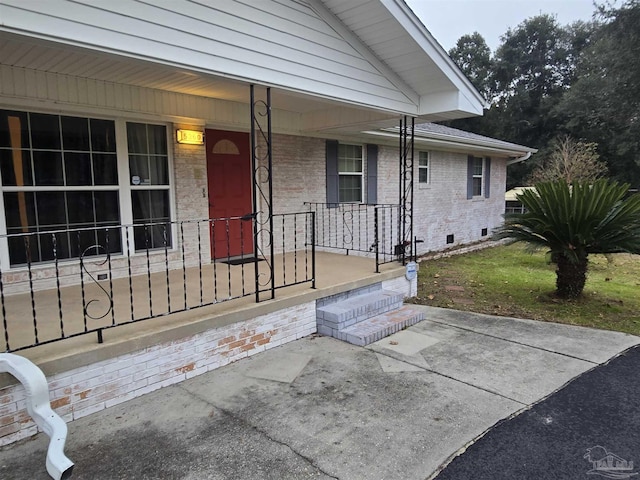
top-left (316, 289), bottom-right (404, 332)
top-left (335, 305), bottom-right (426, 347)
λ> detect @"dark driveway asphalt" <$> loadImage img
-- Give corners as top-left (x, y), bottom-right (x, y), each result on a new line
top-left (433, 344), bottom-right (640, 480)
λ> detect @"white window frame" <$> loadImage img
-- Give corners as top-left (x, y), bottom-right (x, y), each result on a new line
top-left (472, 156), bottom-right (485, 197)
top-left (0, 108), bottom-right (175, 268)
top-left (337, 143), bottom-right (364, 203)
top-left (418, 151), bottom-right (430, 185)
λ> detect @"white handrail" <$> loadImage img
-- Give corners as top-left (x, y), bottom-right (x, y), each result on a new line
top-left (0, 353), bottom-right (74, 479)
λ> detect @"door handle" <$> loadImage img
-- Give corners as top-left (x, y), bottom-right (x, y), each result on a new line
top-left (240, 212), bottom-right (257, 221)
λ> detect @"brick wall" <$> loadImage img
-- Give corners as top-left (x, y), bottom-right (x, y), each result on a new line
top-left (0, 300), bottom-right (316, 446)
top-left (378, 146), bottom-right (507, 255)
top-left (173, 123), bottom-right (211, 265)
top-left (412, 151), bottom-right (506, 254)
top-left (0, 129), bottom-right (509, 291)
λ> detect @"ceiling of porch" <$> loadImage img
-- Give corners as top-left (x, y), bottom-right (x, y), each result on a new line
top-left (0, 31), bottom-right (404, 134)
top-left (0, 31), bottom-right (331, 112)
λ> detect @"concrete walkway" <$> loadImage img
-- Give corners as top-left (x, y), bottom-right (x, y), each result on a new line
top-left (1, 306), bottom-right (638, 480)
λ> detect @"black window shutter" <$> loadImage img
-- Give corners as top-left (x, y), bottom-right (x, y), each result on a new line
top-left (326, 140), bottom-right (339, 205)
top-left (366, 144), bottom-right (378, 204)
top-left (466, 155), bottom-right (474, 199)
top-left (484, 157), bottom-right (492, 198)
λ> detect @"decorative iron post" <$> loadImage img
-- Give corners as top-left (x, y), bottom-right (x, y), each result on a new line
top-left (250, 85), bottom-right (275, 301)
top-left (398, 116), bottom-right (415, 264)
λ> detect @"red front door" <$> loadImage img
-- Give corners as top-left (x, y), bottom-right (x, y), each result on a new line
top-left (206, 129), bottom-right (254, 259)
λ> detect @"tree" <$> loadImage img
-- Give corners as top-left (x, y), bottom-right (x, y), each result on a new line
top-left (445, 33), bottom-right (500, 137)
top-left (528, 135), bottom-right (607, 184)
top-left (558, 0), bottom-right (640, 186)
top-left (495, 180), bottom-right (640, 298)
top-left (491, 15), bottom-right (591, 187)
top-left (448, 32), bottom-right (494, 101)
top-left (445, 15), bottom-right (596, 188)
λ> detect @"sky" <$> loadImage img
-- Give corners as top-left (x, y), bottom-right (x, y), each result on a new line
top-left (405, 0), bottom-right (599, 52)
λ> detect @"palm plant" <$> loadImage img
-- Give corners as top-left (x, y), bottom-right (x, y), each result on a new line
top-left (495, 179), bottom-right (640, 298)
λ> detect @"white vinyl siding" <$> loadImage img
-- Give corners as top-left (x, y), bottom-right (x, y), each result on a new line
top-left (0, 0), bottom-right (418, 113)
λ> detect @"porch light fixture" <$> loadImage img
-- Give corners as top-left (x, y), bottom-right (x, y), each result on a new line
top-left (176, 129), bottom-right (204, 145)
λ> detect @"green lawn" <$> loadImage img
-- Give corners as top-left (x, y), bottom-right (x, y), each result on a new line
top-left (411, 242), bottom-right (640, 335)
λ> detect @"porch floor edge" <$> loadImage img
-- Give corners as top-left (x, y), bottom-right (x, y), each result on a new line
top-left (0, 264), bottom-right (406, 389)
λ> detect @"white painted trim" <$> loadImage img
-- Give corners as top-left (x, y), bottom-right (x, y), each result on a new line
top-left (380, 0), bottom-right (487, 110)
top-left (417, 150), bottom-right (430, 185)
top-left (115, 119), bottom-right (134, 256)
top-left (308, 0), bottom-right (419, 106)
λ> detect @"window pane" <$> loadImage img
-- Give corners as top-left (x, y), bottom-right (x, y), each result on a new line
top-left (419, 152), bottom-right (429, 167)
top-left (127, 122), bottom-right (148, 154)
top-left (473, 177), bottom-right (482, 196)
top-left (419, 168), bottom-right (429, 183)
top-left (90, 119), bottom-right (116, 152)
top-left (129, 155), bottom-right (150, 184)
top-left (4, 191), bottom-right (36, 232)
top-left (96, 227), bottom-right (122, 255)
top-left (33, 150), bottom-right (64, 186)
top-left (147, 124), bottom-right (167, 154)
top-left (36, 191), bottom-right (67, 228)
top-left (64, 152), bottom-right (92, 186)
top-left (149, 156), bottom-right (169, 184)
top-left (66, 191), bottom-right (96, 226)
top-left (61, 116), bottom-right (90, 151)
top-left (338, 144), bottom-right (362, 173)
top-left (94, 191), bottom-right (120, 224)
top-left (0, 110), bottom-right (29, 149)
top-left (30, 113), bottom-right (61, 150)
top-left (93, 153), bottom-right (118, 185)
top-left (0, 148), bottom-right (33, 186)
top-left (132, 189), bottom-right (171, 249)
top-left (339, 175), bottom-right (362, 203)
top-left (338, 157), bottom-right (362, 173)
top-left (473, 158), bottom-right (483, 176)
top-left (148, 190), bottom-right (170, 220)
top-left (132, 190), bottom-right (170, 222)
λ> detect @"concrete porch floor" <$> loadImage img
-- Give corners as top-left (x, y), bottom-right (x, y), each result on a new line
top-left (0, 251), bottom-right (403, 382)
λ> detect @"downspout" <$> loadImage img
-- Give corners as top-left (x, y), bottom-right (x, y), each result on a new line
top-left (0, 353), bottom-right (74, 480)
top-left (507, 151), bottom-right (532, 166)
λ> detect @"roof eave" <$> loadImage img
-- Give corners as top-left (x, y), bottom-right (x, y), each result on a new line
top-left (363, 129), bottom-right (537, 158)
top-left (381, 0), bottom-right (488, 113)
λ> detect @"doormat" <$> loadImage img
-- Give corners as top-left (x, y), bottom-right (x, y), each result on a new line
top-left (219, 257), bottom-right (263, 266)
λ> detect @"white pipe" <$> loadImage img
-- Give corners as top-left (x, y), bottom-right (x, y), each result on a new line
top-left (507, 151), bottom-right (532, 165)
top-left (0, 353), bottom-right (74, 480)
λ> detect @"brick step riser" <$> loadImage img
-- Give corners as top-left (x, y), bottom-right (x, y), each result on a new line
top-left (317, 298), bottom-right (404, 331)
top-left (341, 314), bottom-right (424, 347)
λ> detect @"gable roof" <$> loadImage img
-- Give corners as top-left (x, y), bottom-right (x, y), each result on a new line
top-left (0, 0), bottom-right (485, 124)
top-left (321, 0), bottom-right (487, 119)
